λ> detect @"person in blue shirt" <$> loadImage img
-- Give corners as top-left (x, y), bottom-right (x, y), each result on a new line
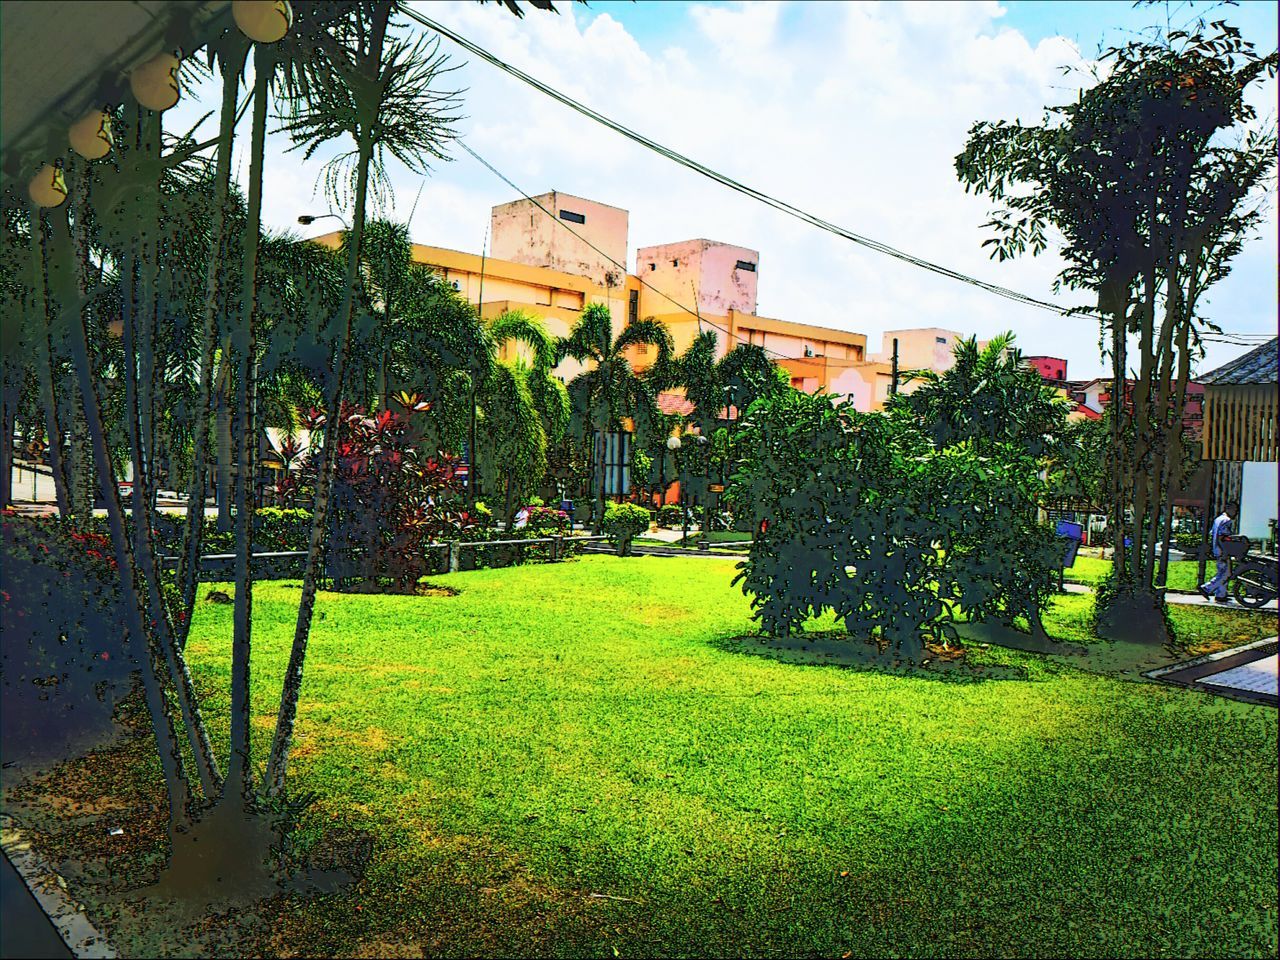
top-left (1199, 501), bottom-right (1240, 602)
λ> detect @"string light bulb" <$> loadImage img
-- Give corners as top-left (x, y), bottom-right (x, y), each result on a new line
top-left (69, 108), bottom-right (114, 160)
top-left (129, 51), bottom-right (181, 111)
top-left (29, 162), bottom-right (68, 208)
top-left (232, 1), bottom-right (293, 43)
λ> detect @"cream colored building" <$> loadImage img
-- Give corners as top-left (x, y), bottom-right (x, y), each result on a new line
top-left (313, 190), bottom-right (872, 406)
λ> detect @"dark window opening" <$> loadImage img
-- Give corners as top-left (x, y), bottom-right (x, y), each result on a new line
top-left (628, 290), bottom-right (638, 325)
top-left (671, 259), bottom-right (679, 267)
top-left (599, 431), bottom-right (631, 495)
top-left (735, 259), bottom-right (757, 272)
top-left (935, 336), bottom-right (948, 344)
top-left (559, 209), bottom-right (586, 224)
top-left (648, 263), bottom-right (656, 271)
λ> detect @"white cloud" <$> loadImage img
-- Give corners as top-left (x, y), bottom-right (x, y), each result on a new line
top-left (168, 0), bottom-right (1277, 380)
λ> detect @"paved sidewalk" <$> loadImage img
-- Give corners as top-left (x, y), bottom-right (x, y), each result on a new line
top-left (1061, 581), bottom-right (1277, 611)
top-left (1145, 637), bottom-right (1279, 706)
top-left (1, 850), bottom-right (72, 959)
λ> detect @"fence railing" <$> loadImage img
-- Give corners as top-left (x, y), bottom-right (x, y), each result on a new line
top-left (160, 534), bottom-right (612, 579)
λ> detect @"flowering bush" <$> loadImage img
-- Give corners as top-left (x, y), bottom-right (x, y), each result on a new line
top-left (300, 402), bottom-right (479, 591)
top-left (0, 510), bottom-right (137, 766)
top-left (519, 505), bottom-right (570, 535)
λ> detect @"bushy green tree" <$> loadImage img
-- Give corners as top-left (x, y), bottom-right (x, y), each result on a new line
top-left (957, 18), bottom-right (1277, 642)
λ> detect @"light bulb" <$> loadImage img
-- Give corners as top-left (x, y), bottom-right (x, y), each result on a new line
top-left (233, 1), bottom-right (293, 43)
top-left (29, 164), bottom-right (68, 208)
top-left (130, 52), bottom-right (180, 112)
top-left (69, 108), bottom-right (114, 160)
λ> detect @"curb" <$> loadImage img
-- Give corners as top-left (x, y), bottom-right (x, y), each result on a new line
top-left (1143, 635), bottom-right (1279, 681)
top-left (0, 814), bottom-right (117, 959)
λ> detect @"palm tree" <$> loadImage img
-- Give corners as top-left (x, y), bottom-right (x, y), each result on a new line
top-left (267, 1), bottom-right (462, 796)
top-left (479, 309), bottom-right (568, 526)
top-left (558, 303), bottom-right (672, 532)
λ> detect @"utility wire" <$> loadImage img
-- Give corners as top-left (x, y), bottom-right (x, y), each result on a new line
top-left (457, 139), bottom-right (876, 369)
top-left (406, 7), bottom-right (1091, 320)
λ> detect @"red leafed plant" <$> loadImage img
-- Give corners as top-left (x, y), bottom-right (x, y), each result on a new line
top-left (299, 399), bottom-right (476, 591)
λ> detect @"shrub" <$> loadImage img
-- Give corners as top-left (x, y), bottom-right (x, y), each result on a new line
top-left (520, 505), bottom-right (570, 535)
top-left (253, 507), bottom-right (313, 552)
top-left (299, 403), bottom-right (477, 591)
top-left (1174, 531), bottom-right (1202, 553)
top-left (0, 511), bottom-right (137, 767)
top-left (470, 502), bottom-right (493, 527)
top-left (603, 502), bottom-right (650, 556)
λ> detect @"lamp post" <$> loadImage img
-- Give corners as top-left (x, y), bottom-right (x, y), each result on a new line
top-left (667, 434), bottom-right (684, 543)
top-left (719, 384), bottom-right (738, 534)
top-left (297, 211), bottom-right (350, 230)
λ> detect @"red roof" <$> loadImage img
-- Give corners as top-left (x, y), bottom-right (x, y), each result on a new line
top-left (656, 391), bottom-right (695, 417)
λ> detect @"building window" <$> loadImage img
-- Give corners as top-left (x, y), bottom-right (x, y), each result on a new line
top-left (648, 263), bottom-right (656, 271)
top-left (628, 290), bottom-right (638, 325)
top-left (599, 431), bottom-right (631, 495)
top-left (671, 259), bottom-right (679, 267)
top-left (636, 343), bottom-right (649, 356)
top-left (935, 336), bottom-right (947, 344)
top-left (559, 209), bottom-right (586, 224)
top-left (735, 259), bottom-right (756, 272)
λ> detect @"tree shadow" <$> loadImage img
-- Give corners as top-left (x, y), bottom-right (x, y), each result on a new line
top-left (711, 630), bottom-right (1029, 682)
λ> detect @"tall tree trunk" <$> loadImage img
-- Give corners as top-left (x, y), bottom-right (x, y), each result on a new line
top-left (267, 38), bottom-right (385, 794)
top-left (47, 204), bottom-right (193, 834)
top-left (67, 160), bottom-right (98, 523)
top-left (28, 208), bottom-right (72, 516)
top-left (594, 428), bottom-right (606, 534)
top-left (216, 347), bottom-right (234, 532)
top-left (466, 382), bottom-right (478, 510)
top-left (0, 381), bottom-right (14, 508)
top-left (178, 40), bottom-right (246, 643)
top-left (226, 44), bottom-right (272, 806)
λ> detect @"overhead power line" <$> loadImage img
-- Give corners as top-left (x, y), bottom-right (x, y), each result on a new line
top-left (405, 7), bottom-right (1092, 320)
top-left (457, 139), bottom-right (880, 370)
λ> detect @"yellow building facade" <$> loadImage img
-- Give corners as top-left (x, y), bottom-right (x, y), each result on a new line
top-left (314, 191), bottom-right (872, 405)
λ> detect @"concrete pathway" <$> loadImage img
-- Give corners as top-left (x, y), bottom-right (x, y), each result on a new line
top-left (1061, 581), bottom-right (1278, 611)
top-left (1, 850), bottom-right (72, 959)
top-left (1145, 637), bottom-right (1279, 706)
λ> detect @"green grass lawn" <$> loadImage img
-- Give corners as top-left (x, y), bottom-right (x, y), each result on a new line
top-left (1063, 556), bottom-right (1205, 592)
top-left (16, 557), bottom-right (1280, 957)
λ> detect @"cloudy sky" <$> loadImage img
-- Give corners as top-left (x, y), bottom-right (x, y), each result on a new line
top-left (173, 0), bottom-right (1278, 381)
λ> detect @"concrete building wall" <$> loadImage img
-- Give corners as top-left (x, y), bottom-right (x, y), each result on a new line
top-left (1238, 461), bottom-right (1277, 541)
top-left (635, 239), bottom-right (759, 318)
top-left (872, 327), bottom-right (965, 373)
top-left (490, 191), bottom-right (629, 288)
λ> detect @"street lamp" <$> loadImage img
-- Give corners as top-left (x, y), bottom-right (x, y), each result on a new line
top-left (297, 211), bottom-right (350, 230)
top-left (666, 435), bottom-right (684, 543)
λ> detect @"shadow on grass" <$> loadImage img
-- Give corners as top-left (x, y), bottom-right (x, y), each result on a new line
top-left (711, 630), bottom-right (1030, 681)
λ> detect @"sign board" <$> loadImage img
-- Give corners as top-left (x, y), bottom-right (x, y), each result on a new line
top-left (1056, 519), bottom-right (1083, 569)
top-left (708, 483), bottom-right (725, 493)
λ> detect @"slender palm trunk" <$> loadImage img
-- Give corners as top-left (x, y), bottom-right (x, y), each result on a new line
top-left (0, 382), bottom-right (14, 507)
top-left (216, 347), bottom-right (234, 531)
top-left (67, 160), bottom-right (97, 522)
top-left (178, 42), bottom-right (245, 643)
top-left (226, 45), bottom-right (271, 805)
top-left (118, 184), bottom-right (223, 799)
top-left (595, 427), bottom-right (607, 534)
top-left (46, 203), bottom-right (193, 833)
top-left (467, 383), bottom-right (478, 510)
top-left (29, 208), bottom-right (72, 516)
top-left (267, 120), bottom-right (377, 796)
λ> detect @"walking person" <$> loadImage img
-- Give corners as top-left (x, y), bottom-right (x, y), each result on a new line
top-left (1199, 501), bottom-right (1240, 603)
